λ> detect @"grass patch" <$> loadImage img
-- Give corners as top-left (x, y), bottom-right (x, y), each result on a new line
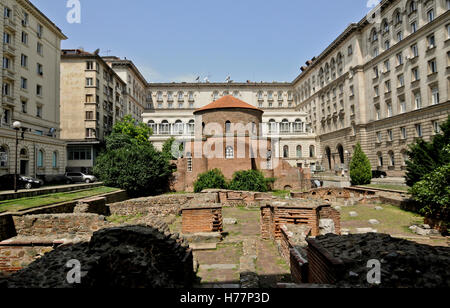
top-left (0, 186), bottom-right (120, 213)
top-left (361, 184), bottom-right (409, 192)
top-left (107, 213), bottom-right (144, 224)
top-left (272, 190), bottom-right (290, 198)
top-left (340, 203), bottom-right (423, 235)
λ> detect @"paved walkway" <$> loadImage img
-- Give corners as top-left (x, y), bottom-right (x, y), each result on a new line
top-left (193, 207), bottom-right (291, 288)
top-left (0, 182), bottom-right (103, 200)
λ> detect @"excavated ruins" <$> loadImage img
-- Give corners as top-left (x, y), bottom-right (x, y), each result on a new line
top-left (0, 187), bottom-right (448, 288)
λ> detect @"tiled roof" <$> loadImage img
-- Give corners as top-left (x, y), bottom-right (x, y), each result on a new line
top-left (194, 95), bottom-right (263, 114)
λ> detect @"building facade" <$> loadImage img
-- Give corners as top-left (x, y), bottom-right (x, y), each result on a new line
top-left (144, 0), bottom-right (450, 178)
top-left (103, 56), bottom-right (147, 123)
top-left (1, 0), bottom-right (67, 178)
top-left (60, 49), bottom-right (127, 173)
top-left (144, 83), bottom-right (319, 170)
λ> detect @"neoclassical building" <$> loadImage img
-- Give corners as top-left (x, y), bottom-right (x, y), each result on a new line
top-left (1, 0), bottom-right (68, 178)
top-left (143, 0), bottom-right (450, 177)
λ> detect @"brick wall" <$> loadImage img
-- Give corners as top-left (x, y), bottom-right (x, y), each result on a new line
top-left (0, 244), bottom-right (57, 275)
top-left (182, 206), bottom-right (223, 234)
top-left (108, 193), bottom-right (219, 217)
top-left (319, 207), bottom-right (341, 235)
top-left (306, 239), bottom-right (344, 284)
top-left (12, 214), bottom-right (108, 238)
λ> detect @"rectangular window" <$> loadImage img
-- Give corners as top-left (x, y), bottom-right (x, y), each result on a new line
top-left (433, 121), bottom-right (441, 134)
top-left (86, 111), bottom-right (94, 120)
top-left (20, 77), bottom-right (27, 90)
top-left (37, 42), bottom-right (43, 55)
top-left (3, 32), bottom-right (11, 44)
top-left (377, 132), bottom-right (382, 143)
top-left (86, 61), bottom-right (94, 70)
top-left (397, 31), bottom-right (403, 41)
top-left (388, 129), bottom-right (393, 141)
top-left (4, 7), bottom-right (11, 18)
top-left (21, 32), bottom-right (28, 45)
top-left (411, 44), bottom-right (419, 57)
top-left (37, 63), bottom-right (43, 76)
top-left (427, 9), bottom-right (434, 22)
top-left (21, 54), bottom-right (28, 68)
top-left (400, 100), bottom-right (406, 113)
top-left (401, 127), bottom-right (407, 140)
top-left (2, 57), bottom-right (10, 69)
top-left (431, 87), bottom-right (439, 105)
top-left (415, 124), bottom-right (423, 137)
top-left (397, 53), bottom-right (403, 66)
top-left (398, 74), bottom-right (405, 87)
top-left (428, 35), bottom-right (436, 48)
top-left (86, 78), bottom-right (93, 86)
top-left (37, 24), bottom-right (44, 38)
top-left (36, 84), bottom-right (43, 96)
top-left (387, 103), bottom-right (393, 117)
top-left (411, 21), bottom-right (417, 33)
top-left (36, 105), bottom-right (42, 118)
top-left (414, 92), bottom-right (422, 109)
top-left (21, 100), bottom-right (27, 113)
top-left (412, 67), bottom-right (419, 81)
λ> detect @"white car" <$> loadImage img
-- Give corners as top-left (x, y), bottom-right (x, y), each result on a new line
top-left (65, 172), bottom-right (97, 184)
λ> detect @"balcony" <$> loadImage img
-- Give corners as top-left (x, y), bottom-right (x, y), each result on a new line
top-left (4, 18), bottom-right (16, 32)
top-left (3, 44), bottom-right (16, 57)
top-left (2, 95), bottom-right (15, 107)
top-left (2, 68), bottom-right (15, 81)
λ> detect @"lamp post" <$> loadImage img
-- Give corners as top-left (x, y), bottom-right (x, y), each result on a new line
top-left (13, 121), bottom-right (21, 193)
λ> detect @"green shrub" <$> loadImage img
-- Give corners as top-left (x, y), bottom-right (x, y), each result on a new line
top-left (228, 170), bottom-right (269, 192)
top-left (94, 115), bottom-right (172, 197)
top-left (349, 143), bottom-right (372, 186)
top-left (193, 169), bottom-right (228, 193)
top-left (406, 116), bottom-right (450, 187)
top-left (410, 145), bottom-right (450, 223)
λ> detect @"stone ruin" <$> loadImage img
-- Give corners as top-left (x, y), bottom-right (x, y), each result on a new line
top-left (1, 222), bottom-right (194, 288)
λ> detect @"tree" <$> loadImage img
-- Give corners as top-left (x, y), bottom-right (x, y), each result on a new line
top-left (94, 116), bottom-right (172, 197)
top-left (228, 170), bottom-right (269, 192)
top-left (349, 143), bottom-right (372, 186)
top-left (410, 145), bottom-right (450, 223)
top-left (405, 116), bottom-right (450, 187)
top-left (162, 137), bottom-right (184, 161)
top-left (193, 169), bottom-right (228, 193)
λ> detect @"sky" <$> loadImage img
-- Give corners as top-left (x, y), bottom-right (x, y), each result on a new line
top-left (32, 0), bottom-right (374, 83)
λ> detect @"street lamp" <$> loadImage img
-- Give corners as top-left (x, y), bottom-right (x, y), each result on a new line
top-left (13, 121), bottom-right (21, 193)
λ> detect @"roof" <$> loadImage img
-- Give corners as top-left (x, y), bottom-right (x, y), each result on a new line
top-left (194, 96), bottom-right (263, 114)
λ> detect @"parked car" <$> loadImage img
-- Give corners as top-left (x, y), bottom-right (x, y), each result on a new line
top-left (65, 172), bottom-right (97, 184)
top-left (372, 170), bottom-right (388, 179)
top-left (0, 174), bottom-right (43, 190)
top-left (37, 174), bottom-right (73, 186)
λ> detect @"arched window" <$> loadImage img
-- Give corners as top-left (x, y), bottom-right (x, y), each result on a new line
top-left (324, 63), bottom-right (330, 81)
top-left (280, 119), bottom-right (290, 133)
top-left (319, 68), bottom-right (324, 86)
top-left (268, 119), bottom-right (277, 134)
top-left (37, 150), bottom-right (44, 168)
top-left (309, 145), bottom-right (316, 158)
top-left (394, 10), bottom-right (402, 24)
top-left (294, 119), bottom-right (303, 133)
top-left (382, 20), bottom-right (390, 33)
top-left (371, 28), bottom-right (378, 41)
top-left (188, 120), bottom-right (195, 135)
top-left (0, 145), bottom-right (8, 168)
top-left (178, 91), bottom-right (184, 102)
top-left (174, 120), bottom-right (184, 135)
top-left (52, 151), bottom-right (58, 168)
top-left (283, 146), bottom-right (289, 158)
top-left (408, 0), bottom-right (417, 14)
top-left (296, 145), bottom-right (302, 158)
top-left (226, 146), bottom-right (234, 159)
top-left (330, 58), bottom-right (336, 79)
top-left (148, 120), bottom-right (157, 134)
top-left (160, 120), bottom-right (170, 135)
top-left (225, 121), bottom-right (232, 134)
top-left (389, 151), bottom-right (395, 166)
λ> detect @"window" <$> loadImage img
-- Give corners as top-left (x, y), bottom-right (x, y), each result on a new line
top-left (309, 145), bottom-right (315, 158)
top-left (226, 147), bottom-right (234, 159)
top-left (389, 152), bottom-right (395, 167)
top-left (411, 21), bottom-right (417, 33)
top-left (167, 92), bottom-right (173, 102)
top-left (427, 9), bottom-right (434, 23)
top-left (401, 127), bottom-right (407, 139)
top-left (374, 86), bottom-right (379, 97)
top-left (268, 92), bottom-right (274, 101)
top-left (2, 83), bottom-right (11, 96)
top-left (387, 103), bottom-right (393, 117)
top-left (385, 80), bottom-right (391, 93)
top-left (431, 87), bottom-right (439, 105)
top-left (52, 152), bottom-right (58, 168)
top-left (348, 45), bottom-right (353, 56)
top-left (21, 32), bottom-right (28, 45)
top-left (22, 12), bottom-right (29, 26)
top-left (427, 35), bottom-right (436, 48)
top-left (4, 7), bottom-right (11, 18)
top-left (157, 92), bottom-right (163, 102)
top-left (383, 21), bottom-right (389, 33)
top-left (86, 128), bottom-right (96, 138)
top-left (225, 121), bottom-right (231, 133)
top-left (86, 61), bottom-right (95, 70)
top-left (414, 92), bottom-right (422, 109)
top-left (397, 53), bottom-right (403, 66)
top-left (428, 59), bottom-right (437, 74)
top-left (37, 63), bottom-right (43, 76)
top-left (178, 92), bottom-right (184, 102)
top-left (2, 57), bottom-right (10, 69)
top-left (415, 124), bottom-right (423, 137)
top-left (373, 47), bottom-right (379, 57)
top-left (409, 1), bottom-right (417, 13)
top-left (86, 78), bottom-right (94, 87)
top-left (21, 54), bottom-right (28, 67)
top-left (86, 111), bottom-right (94, 120)
top-left (68, 147), bottom-right (92, 161)
top-left (375, 105), bottom-right (381, 120)
top-left (36, 105), bottom-right (42, 118)
top-left (188, 92), bottom-right (194, 102)
top-left (385, 40), bottom-right (390, 50)
top-left (36, 84), bottom-right (43, 96)
top-left (3, 32), bottom-right (11, 44)
top-left (388, 129), bottom-right (393, 141)
top-left (412, 67), bottom-right (419, 81)
top-left (378, 153), bottom-right (383, 167)
top-left (371, 29), bottom-right (378, 41)
top-left (411, 44), bottom-right (419, 57)
top-left (21, 77), bottom-right (27, 90)
top-left (377, 131), bottom-right (382, 143)
top-left (400, 100), bottom-right (406, 113)
top-left (398, 74), bottom-right (405, 87)
top-left (0, 146), bottom-right (8, 168)
top-left (283, 146), bottom-right (289, 158)
top-left (37, 24), bottom-right (44, 38)
top-left (432, 121), bottom-right (441, 134)
top-left (373, 66), bottom-right (379, 78)
top-left (22, 100), bottom-right (27, 113)
top-left (395, 11), bottom-right (402, 24)
top-left (37, 150), bottom-right (44, 168)
top-left (397, 31), bottom-right (403, 42)
top-left (296, 146), bottom-right (302, 158)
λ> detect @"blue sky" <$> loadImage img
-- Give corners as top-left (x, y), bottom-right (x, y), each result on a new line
top-left (32, 0), bottom-right (373, 83)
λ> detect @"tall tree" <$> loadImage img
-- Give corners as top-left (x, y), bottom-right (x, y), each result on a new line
top-left (349, 143), bottom-right (372, 186)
